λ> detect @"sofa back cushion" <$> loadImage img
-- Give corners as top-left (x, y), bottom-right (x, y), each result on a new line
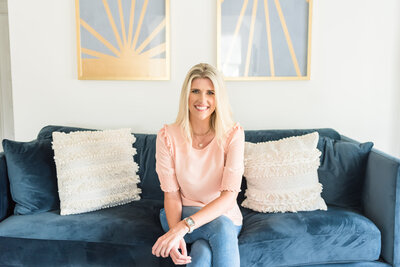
top-left (318, 137), bottom-right (373, 210)
top-left (0, 152), bottom-right (13, 221)
top-left (2, 139), bottom-right (60, 215)
top-left (133, 134), bottom-right (163, 200)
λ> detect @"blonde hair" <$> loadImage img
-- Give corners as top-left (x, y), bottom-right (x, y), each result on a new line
top-left (175, 63), bottom-right (235, 147)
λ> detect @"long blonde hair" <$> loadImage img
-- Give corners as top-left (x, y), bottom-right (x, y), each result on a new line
top-left (175, 63), bottom-right (235, 147)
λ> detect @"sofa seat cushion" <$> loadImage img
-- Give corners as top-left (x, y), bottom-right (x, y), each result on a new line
top-left (239, 206), bottom-right (381, 266)
top-left (0, 199), bottom-right (164, 246)
top-left (0, 236), bottom-right (176, 267)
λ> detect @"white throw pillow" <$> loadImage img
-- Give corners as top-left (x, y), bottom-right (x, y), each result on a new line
top-left (52, 128), bottom-right (141, 215)
top-left (242, 132), bottom-right (327, 213)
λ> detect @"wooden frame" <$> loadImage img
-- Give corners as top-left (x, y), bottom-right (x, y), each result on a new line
top-left (75, 0), bottom-right (170, 80)
top-left (217, 0), bottom-right (313, 80)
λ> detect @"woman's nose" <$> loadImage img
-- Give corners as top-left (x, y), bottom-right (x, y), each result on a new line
top-left (200, 92), bottom-right (209, 101)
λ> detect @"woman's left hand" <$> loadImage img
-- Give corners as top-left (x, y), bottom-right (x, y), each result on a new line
top-left (152, 221), bottom-right (189, 258)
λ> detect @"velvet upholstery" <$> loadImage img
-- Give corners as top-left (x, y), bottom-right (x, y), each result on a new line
top-left (0, 202), bottom-right (381, 266)
top-left (0, 199), bottom-right (164, 244)
top-left (0, 236), bottom-right (388, 267)
top-left (362, 148), bottom-right (400, 267)
top-left (0, 153), bottom-right (13, 222)
top-left (0, 199), bottom-right (172, 266)
top-left (133, 134), bottom-right (163, 200)
top-left (243, 128), bottom-right (341, 143)
top-left (239, 206), bottom-right (381, 266)
top-left (302, 263), bottom-right (389, 267)
top-left (0, 125), bottom-right (397, 266)
top-left (318, 137), bottom-right (373, 210)
top-left (2, 139), bottom-right (59, 215)
top-left (0, 236), bottom-right (174, 266)
top-left (37, 125), bottom-right (94, 139)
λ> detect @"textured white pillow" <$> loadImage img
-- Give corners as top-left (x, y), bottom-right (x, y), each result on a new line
top-left (52, 128), bottom-right (141, 215)
top-left (242, 132), bottom-right (327, 213)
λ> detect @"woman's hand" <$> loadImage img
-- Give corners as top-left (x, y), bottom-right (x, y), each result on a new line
top-left (169, 238), bottom-right (191, 265)
top-left (152, 221), bottom-right (191, 264)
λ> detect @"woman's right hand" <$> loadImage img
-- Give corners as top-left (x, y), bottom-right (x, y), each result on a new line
top-left (170, 238), bottom-right (191, 265)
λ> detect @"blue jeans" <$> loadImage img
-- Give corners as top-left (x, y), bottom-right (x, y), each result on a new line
top-left (159, 206), bottom-right (242, 267)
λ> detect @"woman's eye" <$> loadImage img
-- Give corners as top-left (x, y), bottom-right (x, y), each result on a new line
top-left (207, 91), bottom-right (215, 95)
top-left (191, 89), bottom-right (199, 94)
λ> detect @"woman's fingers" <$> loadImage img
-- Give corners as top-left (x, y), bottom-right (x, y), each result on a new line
top-left (180, 238), bottom-right (188, 256)
top-left (152, 234), bottom-right (180, 258)
top-left (162, 244), bottom-right (173, 258)
top-left (152, 236), bottom-right (166, 257)
top-left (153, 226), bottom-right (187, 258)
top-left (172, 247), bottom-right (191, 261)
top-left (160, 246), bottom-right (168, 258)
top-left (170, 248), bottom-right (191, 265)
top-left (151, 238), bottom-right (160, 256)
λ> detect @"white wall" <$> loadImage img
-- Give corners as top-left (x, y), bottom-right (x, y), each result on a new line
top-left (7, 0), bottom-right (400, 157)
top-left (0, 0), bottom-right (14, 151)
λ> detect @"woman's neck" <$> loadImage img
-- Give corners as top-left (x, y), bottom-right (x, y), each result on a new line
top-left (190, 119), bottom-right (211, 135)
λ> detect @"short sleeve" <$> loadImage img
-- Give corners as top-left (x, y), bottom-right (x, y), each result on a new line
top-left (155, 125), bottom-right (180, 192)
top-left (220, 123), bottom-right (245, 192)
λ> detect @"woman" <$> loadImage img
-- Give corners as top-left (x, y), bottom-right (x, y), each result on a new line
top-left (151, 63), bottom-right (244, 266)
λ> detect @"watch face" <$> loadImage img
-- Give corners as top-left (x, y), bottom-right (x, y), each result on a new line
top-left (186, 217), bottom-right (195, 227)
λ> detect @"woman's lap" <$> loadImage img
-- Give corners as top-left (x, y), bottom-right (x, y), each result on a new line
top-left (159, 206), bottom-right (241, 267)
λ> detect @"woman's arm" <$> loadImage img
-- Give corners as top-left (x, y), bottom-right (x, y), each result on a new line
top-left (164, 191), bottom-right (183, 228)
top-left (189, 190), bottom-right (238, 228)
top-left (165, 190), bottom-right (238, 235)
top-left (153, 191), bottom-right (191, 261)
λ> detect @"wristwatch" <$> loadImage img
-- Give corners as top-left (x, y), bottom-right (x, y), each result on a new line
top-left (183, 217), bottom-right (195, 233)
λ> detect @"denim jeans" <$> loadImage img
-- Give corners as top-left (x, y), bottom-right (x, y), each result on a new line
top-left (159, 206), bottom-right (242, 267)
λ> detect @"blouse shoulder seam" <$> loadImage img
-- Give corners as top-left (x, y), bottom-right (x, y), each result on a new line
top-left (161, 124), bottom-right (174, 156)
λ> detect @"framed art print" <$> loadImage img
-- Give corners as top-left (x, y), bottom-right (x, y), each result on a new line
top-left (76, 0), bottom-right (170, 80)
top-left (217, 0), bottom-right (313, 80)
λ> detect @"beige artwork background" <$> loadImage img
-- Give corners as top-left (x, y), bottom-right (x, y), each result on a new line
top-left (76, 0), bottom-right (170, 80)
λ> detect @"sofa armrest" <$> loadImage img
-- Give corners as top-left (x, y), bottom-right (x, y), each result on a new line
top-left (0, 152), bottom-right (13, 221)
top-left (341, 135), bottom-right (400, 266)
top-left (363, 148), bottom-right (400, 266)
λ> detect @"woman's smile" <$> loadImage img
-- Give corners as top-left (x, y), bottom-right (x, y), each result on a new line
top-left (194, 105), bottom-right (210, 111)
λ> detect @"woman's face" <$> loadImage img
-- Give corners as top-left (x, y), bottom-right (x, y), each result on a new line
top-left (188, 77), bottom-right (216, 123)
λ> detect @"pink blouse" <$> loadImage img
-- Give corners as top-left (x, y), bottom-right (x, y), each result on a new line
top-left (155, 123), bottom-right (245, 226)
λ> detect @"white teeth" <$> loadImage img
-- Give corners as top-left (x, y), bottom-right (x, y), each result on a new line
top-left (195, 106), bottom-right (208, 111)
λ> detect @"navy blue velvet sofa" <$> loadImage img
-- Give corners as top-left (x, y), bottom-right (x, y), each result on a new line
top-left (0, 125), bottom-right (399, 266)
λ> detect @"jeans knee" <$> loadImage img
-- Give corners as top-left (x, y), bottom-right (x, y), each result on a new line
top-left (188, 239), bottom-right (212, 266)
top-left (191, 239), bottom-right (211, 256)
top-left (209, 217), bottom-right (239, 241)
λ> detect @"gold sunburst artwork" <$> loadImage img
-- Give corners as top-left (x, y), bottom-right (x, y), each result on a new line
top-left (76, 0), bottom-right (170, 80)
top-left (217, 0), bottom-right (313, 80)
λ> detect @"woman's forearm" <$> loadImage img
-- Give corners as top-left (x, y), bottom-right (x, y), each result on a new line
top-left (164, 191), bottom-right (183, 229)
top-left (189, 191), bottom-right (238, 230)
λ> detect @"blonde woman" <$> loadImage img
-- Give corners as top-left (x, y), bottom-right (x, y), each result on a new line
top-left (151, 63), bottom-right (244, 266)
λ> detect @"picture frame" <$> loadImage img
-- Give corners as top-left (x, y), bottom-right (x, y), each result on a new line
top-left (217, 0), bottom-right (313, 80)
top-left (75, 0), bottom-right (170, 80)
